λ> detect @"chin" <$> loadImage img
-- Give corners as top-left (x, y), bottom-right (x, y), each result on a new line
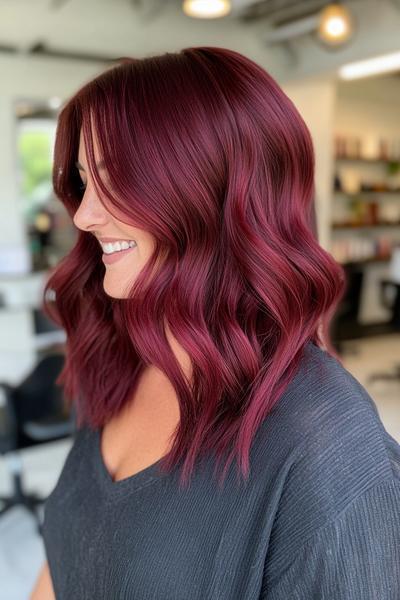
top-left (102, 282), bottom-right (126, 299)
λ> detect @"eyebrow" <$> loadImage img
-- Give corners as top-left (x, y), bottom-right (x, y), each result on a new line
top-left (75, 159), bottom-right (106, 172)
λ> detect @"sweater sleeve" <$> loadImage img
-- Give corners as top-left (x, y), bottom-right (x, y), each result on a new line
top-left (260, 477), bottom-right (400, 600)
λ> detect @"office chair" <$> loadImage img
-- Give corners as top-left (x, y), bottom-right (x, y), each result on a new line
top-left (0, 353), bottom-right (76, 535)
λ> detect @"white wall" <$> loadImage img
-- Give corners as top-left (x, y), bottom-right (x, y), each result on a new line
top-left (282, 76), bottom-right (337, 250)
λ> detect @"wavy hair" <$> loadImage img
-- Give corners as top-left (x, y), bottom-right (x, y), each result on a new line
top-left (43, 46), bottom-right (346, 490)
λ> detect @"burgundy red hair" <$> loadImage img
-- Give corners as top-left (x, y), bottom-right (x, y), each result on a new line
top-left (43, 47), bottom-right (346, 489)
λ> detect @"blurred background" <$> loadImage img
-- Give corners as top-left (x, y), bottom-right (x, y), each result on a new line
top-left (0, 0), bottom-right (399, 597)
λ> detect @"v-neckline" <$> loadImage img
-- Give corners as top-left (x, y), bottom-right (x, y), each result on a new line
top-left (93, 427), bottom-right (169, 495)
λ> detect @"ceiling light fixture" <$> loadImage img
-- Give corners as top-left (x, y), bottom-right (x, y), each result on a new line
top-left (182, 0), bottom-right (231, 19)
top-left (339, 50), bottom-right (400, 79)
top-left (317, 2), bottom-right (354, 47)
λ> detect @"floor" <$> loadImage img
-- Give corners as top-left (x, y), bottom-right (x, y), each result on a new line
top-left (1, 334), bottom-right (399, 600)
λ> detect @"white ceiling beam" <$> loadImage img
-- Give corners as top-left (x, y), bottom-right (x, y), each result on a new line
top-left (262, 14), bottom-right (319, 44)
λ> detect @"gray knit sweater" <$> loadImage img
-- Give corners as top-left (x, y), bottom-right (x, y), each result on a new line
top-left (42, 341), bottom-right (400, 599)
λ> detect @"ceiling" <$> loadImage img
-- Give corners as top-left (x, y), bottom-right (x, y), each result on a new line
top-left (0, 0), bottom-right (394, 63)
top-left (0, 0), bottom-right (400, 85)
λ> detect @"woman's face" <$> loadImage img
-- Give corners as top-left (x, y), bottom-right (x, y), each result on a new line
top-left (73, 127), bottom-right (157, 298)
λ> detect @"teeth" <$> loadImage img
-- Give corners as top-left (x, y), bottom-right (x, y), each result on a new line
top-left (101, 240), bottom-right (136, 254)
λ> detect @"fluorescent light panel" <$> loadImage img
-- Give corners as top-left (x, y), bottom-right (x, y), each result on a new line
top-left (339, 51), bottom-right (400, 80)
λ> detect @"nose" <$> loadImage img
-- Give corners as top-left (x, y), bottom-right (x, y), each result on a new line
top-left (73, 184), bottom-right (110, 233)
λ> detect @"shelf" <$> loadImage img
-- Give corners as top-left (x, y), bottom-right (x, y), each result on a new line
top-left (334, 156), bottom-right (400, 164)
top-left (334, 190), bottom-right (400, 196)
top-left (332, 145), bottom-right (400, 269)
top-left (332, 221), bottom-right (400, 230)
top-left (338, 256), bottom-right (390, 265)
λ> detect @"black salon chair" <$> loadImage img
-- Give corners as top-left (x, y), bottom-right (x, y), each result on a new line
top-left (329, 262), bottom-right (365, 355)
top-left (367, 277), bottom-right (400, 385)
top-left (0, 353), bottom-right (76, 535)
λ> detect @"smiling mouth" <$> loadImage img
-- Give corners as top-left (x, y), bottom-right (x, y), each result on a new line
top-left (102, 244), bottom-right (137, 264)
top-left (100, 240), bottom-right (137, 254)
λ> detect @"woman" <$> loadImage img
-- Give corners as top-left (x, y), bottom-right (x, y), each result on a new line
top-left (31, 47), bottom-right (400, 599)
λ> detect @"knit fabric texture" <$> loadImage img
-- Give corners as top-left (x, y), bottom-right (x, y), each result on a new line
top-left (42, 341), bottom-right (400, 599)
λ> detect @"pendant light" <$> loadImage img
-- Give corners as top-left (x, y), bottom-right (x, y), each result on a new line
top-left (182, 0), bottom-right (231, 19)
top-left (317, 2), bottom-right (354, 47)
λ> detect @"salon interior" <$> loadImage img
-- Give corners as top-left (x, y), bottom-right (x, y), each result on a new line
top-left (0, 0), bottom-right (399, 596)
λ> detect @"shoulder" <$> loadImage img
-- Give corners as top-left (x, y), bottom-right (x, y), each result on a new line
top-left (293, 342), bottom-right (397, 481)
top-left (262, 476), bottom-right (400, 599)
top-left (256, 340), bottom-right (400, 561)
top-left (256, 342), bottom-right (400, 594)
top-left (261, 341), bottom-right (399, 492)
